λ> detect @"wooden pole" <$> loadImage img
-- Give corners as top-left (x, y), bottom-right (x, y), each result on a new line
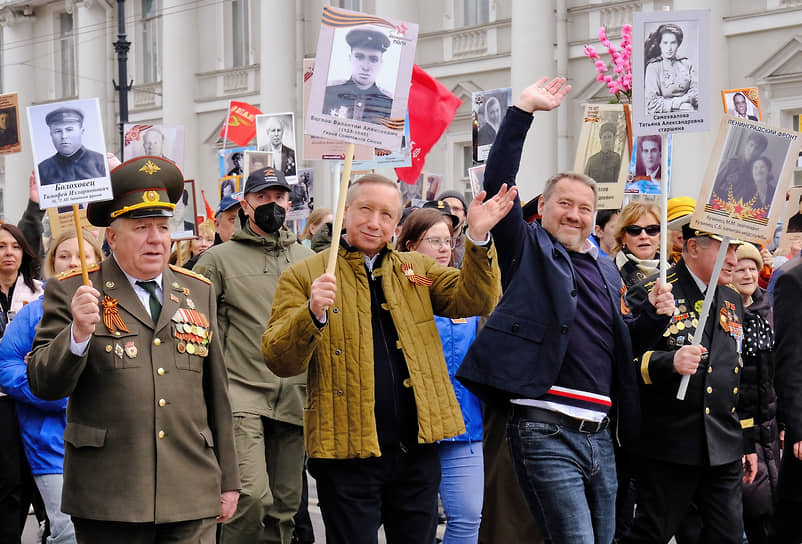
top-left (326, 143), bottom-right (355, 276)
top-left (72, 204), bottom-right (90, 286)
top-left (623, 104), bottom-right (633, 158)
top-left (676, 236), bottom-right (730, 400)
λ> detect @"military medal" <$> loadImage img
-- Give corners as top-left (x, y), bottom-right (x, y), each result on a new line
top-left (177, 342), bottom-right (186, 353)
top-left (114, 344), bottom-right (124, 359)
top-left (694, 300), bottom-right (703, 314)
top-left (186, 299), bottom-right (195, 310)
top-left (400, 263), bottom-right (433, 286)
top-left (101, 296), bottom-right (129, 334)
top-left (170, 294), bottom-right (180, 303)
top-left (125, 342), bottom-right (138, 358)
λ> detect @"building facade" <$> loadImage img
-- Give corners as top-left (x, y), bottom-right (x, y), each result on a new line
top-left (1, 0), bottom-right (801, 224)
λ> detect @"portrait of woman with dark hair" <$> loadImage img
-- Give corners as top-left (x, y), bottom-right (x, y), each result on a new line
top-left (644, 23), bottom-right (699, 114)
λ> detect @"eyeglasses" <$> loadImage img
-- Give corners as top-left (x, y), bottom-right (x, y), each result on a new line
top-left (623, 224), bottom-right (661, 236)
top-left (423, 237), bottom-right (456, 249)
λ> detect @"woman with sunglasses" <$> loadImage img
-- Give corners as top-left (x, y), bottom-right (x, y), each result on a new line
top-left (613, 201), bottom-right (664, 288)
top-left (397, 208), bottom-right (486, 544)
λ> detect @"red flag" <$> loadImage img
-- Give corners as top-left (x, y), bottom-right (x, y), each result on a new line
top-left (220, 101), bottom-right (262, 146)
top-left (200, 190), bottom-right (215, 221)
top-left (395, 65), bottom-right (462, 184)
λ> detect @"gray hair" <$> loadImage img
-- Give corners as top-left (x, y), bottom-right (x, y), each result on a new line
top-left (542, 172), bottom-right (598, 210)
top-left (346, 174), bottom-right (404, 219)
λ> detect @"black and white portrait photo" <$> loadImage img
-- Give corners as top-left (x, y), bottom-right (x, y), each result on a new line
top-left (27, 97), bottom-right (112, 209)
top-left (0, 95), bottom-right (21, 155)
top-left (574, 104), bottom-right (629, 209)
top-left (123, 124), bottom-right (185, 169)
top-left (244, 150), bottom-right (274, 181)
top-left (324, 26), bottom-right (397, 125)
top-left (256, 113), bottom-right (296, 178)
top-left (170, 180), bottom-right (198, 241)
top-left (472, 88), bottom-right (511, 163)
top-left (632, 10), bottom-right (709, 136)
top-left (288, 168), bottom-right (314, 221)
top-left (694, 116), bottom-right (802, 243)
top-left (217, 146), bottom-right (252, 179)
top-left (306, 6), bottom-right (418, 151)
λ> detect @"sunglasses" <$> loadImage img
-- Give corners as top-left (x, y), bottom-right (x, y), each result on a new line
top-left (623, 224), bottom-right (661, 236)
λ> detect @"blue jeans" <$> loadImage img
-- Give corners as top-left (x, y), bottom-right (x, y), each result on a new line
top-left (33, 474), bottom-right (76, 544)
top-left (438, 441), bottom-right (483, 544)
top-left (507, 413), bottom-right (617, 544)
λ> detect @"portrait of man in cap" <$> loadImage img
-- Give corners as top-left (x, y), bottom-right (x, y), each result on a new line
top-left (584, 122), bottom-right (622, 184)
top-left (37, 106), bottom-right (106, 185)
top-left (323, 26), bottom-right (394, 125)
top-left (0, 107), bottom-right (18, 148)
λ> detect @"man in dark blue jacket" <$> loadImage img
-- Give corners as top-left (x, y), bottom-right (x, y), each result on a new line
top-left (456, 77), bottom-right (674, 543)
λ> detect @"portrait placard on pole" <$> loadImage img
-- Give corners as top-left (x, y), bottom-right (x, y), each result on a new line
top-left (574, 104), bottom-right (630, 210)
top-left (0, 92), bottom-right (22, 156)
top-left (123, 124), bottom-right (185, 169)
top-left (691, 115), bottom-right (802, 244)
top-left (632, 10), bottom-right (710, 137)
top-left (302, 58), bottom-right (374, 162)
top-left (305, 6), bottom-right (418, 151)
top-left (28, 98), bottom-right (112, 209)
top-left (256, 112), bottom-right (297, 182)
top-left (472, 88), bottom-right (511, 163)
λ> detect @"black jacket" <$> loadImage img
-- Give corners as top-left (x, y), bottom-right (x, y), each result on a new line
top-left (627, 261), bottom-right (745, 466)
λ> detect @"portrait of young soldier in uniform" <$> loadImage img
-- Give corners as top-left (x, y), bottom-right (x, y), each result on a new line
top-left (36, 107), bottom-right (106, 186)
top-left (323, 27), bottom-right (394, 125)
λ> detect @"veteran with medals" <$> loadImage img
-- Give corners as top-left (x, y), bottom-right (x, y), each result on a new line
top-left (27, 157), bottom-right (240, 543)
top-left (623, 223), bottom-right (750, 544)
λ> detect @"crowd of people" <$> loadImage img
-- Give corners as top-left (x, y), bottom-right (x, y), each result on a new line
top-left (2, 76), bottom-right (802, 544)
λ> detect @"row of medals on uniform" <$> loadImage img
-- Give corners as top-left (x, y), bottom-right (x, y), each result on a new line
top-left (171, 290), bottom-right (211, 357)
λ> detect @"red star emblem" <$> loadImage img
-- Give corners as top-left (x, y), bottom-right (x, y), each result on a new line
top-left (395, 23), bottom-right (408, 36)
top-left (732, 204), bottom-right (743, 215)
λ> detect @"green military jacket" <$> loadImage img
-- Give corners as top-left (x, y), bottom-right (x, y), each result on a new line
top-left (194, 220), bottom-right (314, 425)
top-left (27, 257), bottom-right (239, 523)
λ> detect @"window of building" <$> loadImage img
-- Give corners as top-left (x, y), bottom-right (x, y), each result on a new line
top-left (57, 12), bottom-right (76, 98)
top-left (339, 0), bottom-right (362, 10)
top-left (141, 0), bottom-right (159, 83)
top-left (463, 0), bottom-right (489, 26)
top-left (232, 0), bottom-right (250, 67)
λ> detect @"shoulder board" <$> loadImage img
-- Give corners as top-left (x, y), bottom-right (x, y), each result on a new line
top-left (723, 283), bottom-right (739, 294)
top-left (57, 264), bottom-right (100, 281)
top-left (647, 57), bottom-right (662, 64)
top-left (677, 56), bottom-right (689, 62)
top-left (169, 264), bottom-right (211, 285)
top-left (643, 271), bottom-right (678, 291)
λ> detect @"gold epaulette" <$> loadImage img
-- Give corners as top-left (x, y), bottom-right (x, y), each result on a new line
top-left (723, 283), bottom-right (739, 294)
top-left (169, 264), bottom-right (211, 285)
top-left (57, 264), bottom-right (100, 280)
top-left (644, 271), bottom-right (678, 291)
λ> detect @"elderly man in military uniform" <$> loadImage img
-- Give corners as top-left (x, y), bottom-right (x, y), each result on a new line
top-left (37, 107), bottom-right (106, 185)
top-left (584, 122), bottom-right (622, 184)
top-left (27, 156), bottom-right (240, 543)
top-left (623, 224), bottom-right (752, 544)
top-left (323, 27), bottom-right (394, 125)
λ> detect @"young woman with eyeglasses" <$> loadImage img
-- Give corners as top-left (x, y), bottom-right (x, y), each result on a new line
top-left (397, 208), bottom-right (485, 543)
top-left (613, 201), bottom-right (664, 288)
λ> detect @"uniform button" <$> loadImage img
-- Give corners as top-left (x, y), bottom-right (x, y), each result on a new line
top-left (402, 378), bottom-right (411, 388)
top-left (560, 325), bottom-right (569, 334)
top-left (705, 407), bottom-right (710, 415)
top-left (157, 368), bottom-right (165, 376)
top-left (335, 349), bottom-right (342, 356)
top-left (570, 289), bottom-right (577, 297)
top-left (511, 323), bottom-right (520, 332)
top-left (732, 407), bottom-right (736, 413)
top-left (332, 308), bottom-right (339, 314)
top-left (153, 338), bottom-right (161, 346)
top-left (733, 387), bottom-right (738, 394)
top-left (158, 430), bottom-right (165, 439)
top-left (105, 345), bottom-right (112, 353)
top-left (734, 367), bottom-right (739, 374)
top-left (336, 390), bottom-right (344, 396)
top-left (707, 366), bottom-right (713, 374)
top-left (706, 386), bottom-right (712, 394)
top-left (158, 399), bottom-right (166, 407)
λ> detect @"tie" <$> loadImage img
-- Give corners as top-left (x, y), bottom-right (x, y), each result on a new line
top-left (136, 281), bottom-right (161, 323)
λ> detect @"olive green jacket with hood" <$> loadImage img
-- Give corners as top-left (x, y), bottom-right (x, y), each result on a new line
top-left (194, 216), bottom-right (314, 425)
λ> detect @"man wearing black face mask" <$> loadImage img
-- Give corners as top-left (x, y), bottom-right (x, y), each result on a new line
top-left (194, 167), bottom-right (313, 544)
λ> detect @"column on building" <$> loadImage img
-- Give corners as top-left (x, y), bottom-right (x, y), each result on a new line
top-left (161, 0), bottom-right (199, 181)
top-left (2, 15), bottom-right (34, 223)
top-left (667, 0), bottom-right (727, 199)
top-left (511, 0), bottom-right (557, 200)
